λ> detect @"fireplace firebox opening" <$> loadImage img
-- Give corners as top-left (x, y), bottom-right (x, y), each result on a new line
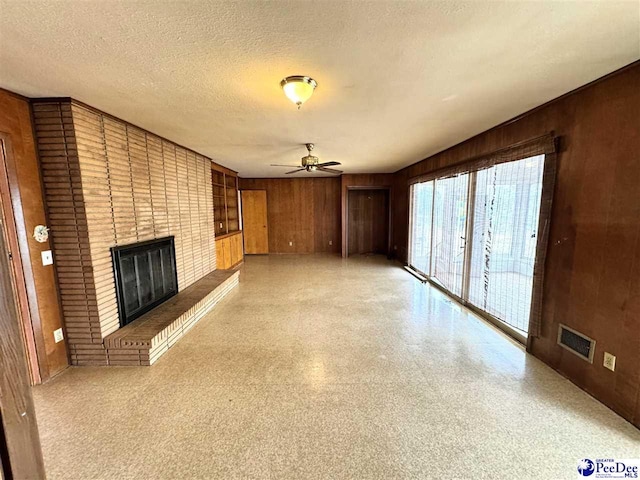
top-left (111, 237), bottom-right (178, 328)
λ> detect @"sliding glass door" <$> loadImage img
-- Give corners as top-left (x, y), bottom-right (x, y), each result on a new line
top-left (409, 181), bottom-right (434, 276)
top-left (408, 155), bottom-right (545, 336)
top-left (467, 155), bottom-right (544, 332)
top-left (431, 174), bottom-right (469, 297)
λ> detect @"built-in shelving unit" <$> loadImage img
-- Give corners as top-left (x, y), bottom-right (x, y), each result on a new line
top-left (212, 164), bottom-right (243, 269)
top-left (212, 166), bottom-right (240, 236)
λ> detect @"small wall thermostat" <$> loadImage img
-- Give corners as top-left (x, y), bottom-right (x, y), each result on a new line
top-left (33, 225), bottom-right (50, 243)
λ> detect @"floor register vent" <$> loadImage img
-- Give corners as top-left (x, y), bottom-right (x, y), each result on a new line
top-left (557, 324), bottom-right (596, 363)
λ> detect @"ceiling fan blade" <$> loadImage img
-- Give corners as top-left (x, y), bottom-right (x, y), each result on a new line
top-left (271, 164), bottom-right (302, 167)
top-left (286, 168), bottom-right (306, 174)
top-left (317, 161), bottom-right (341, 167)
top-left (317, 166), bottom-right (343, 174)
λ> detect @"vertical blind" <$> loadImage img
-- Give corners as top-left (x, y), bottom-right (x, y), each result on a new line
top-left (408, 135), bottom-right (557, 339)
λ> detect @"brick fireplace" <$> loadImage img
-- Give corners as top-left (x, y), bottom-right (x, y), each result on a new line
top-left (32, 99), bottom-right (237, 365)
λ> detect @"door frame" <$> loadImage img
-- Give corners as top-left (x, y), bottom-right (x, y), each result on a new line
top-left (344, 186), bottom-right (391, 258)
top-left (461, 172), bottom-right (478, 300)
top-left (0, 179), bottom-right (46, 479)
top-left (240, 189), bottom-right (269, 254)
top-left (0, 133), bottom-right (43, 383)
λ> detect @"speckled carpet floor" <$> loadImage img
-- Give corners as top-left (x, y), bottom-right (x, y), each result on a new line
top-left (33, 255), bottom-right (640, 479)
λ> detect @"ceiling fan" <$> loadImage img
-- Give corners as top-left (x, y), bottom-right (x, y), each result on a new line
top-left (270, 143), bottom-right (343, 175)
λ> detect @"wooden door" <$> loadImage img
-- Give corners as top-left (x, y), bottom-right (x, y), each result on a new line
top-left (0, 185), bottom-right (46, 479)
top-left (347, 189), bottom-right (389, 256)
top-left (0, 136), bottom-right (42, 384)
top-left (241, 190), bottom-right (269, 254)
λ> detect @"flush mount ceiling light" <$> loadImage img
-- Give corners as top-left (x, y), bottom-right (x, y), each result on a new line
top-left (280, 76), bottom-right (317, 109)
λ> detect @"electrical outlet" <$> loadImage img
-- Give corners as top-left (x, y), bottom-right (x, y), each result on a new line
top-left (54, 328), bottom-right (64, 343)
top-left (41, 250), bottom-right (53, 266)
top-left (329, 240), bottom-right (332, 246)
top-left (603, 352), bottom-right (616, 371)
top-left (289, 241), bottom-right (293, 246)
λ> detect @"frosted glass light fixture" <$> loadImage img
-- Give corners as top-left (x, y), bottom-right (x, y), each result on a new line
top-left (280, 76), bottom-right (317, 109)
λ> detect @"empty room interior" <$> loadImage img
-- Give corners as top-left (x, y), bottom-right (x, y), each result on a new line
top-left (1, 1), bottom-right (639, 479)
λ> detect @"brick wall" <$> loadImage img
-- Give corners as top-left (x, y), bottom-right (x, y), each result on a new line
top-left (32, 100), bottom-right (216, 365)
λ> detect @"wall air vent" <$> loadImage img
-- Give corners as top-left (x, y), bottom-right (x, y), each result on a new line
top-left (557, 324), bottom-right (595, 363)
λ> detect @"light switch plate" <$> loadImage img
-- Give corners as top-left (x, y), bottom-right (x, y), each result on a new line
top-left (603, 352), bottom-right (616, 371)
top-left (54, 328), bottom-right (64, 343)
top-left (41, 250), bottom-right (53, 266)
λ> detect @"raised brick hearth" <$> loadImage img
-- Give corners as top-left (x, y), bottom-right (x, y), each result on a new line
top-left (104, 269), bottom-right (239, 365)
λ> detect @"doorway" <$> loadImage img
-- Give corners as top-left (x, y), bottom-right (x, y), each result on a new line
top-left (347, 189), bottom-right (389, 256)
top-left (0, 135), bottom-right (41, 383)
top-left (240, 190), bottom-right (269, 254)
top-left (0, 155), bottom-right (46, 477)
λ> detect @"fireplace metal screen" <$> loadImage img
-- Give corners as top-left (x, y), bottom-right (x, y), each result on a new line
top-left (111, 237), bottom-right (178, 327)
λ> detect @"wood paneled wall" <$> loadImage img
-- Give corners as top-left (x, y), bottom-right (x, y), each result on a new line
top-left (0, 90), bottom-right (68, 381)
top-left (238, 178), bottom-right (341, 254)
top-left (392, 62), bottom-right (640, 428)
top-left (33, 100), bottom-right (216, 365)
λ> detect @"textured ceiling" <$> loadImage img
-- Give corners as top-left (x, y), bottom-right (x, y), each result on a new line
top-left (0, 1), bottom-right (638, 177)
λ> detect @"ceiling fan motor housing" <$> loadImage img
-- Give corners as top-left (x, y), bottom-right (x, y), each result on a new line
top-left (301, 155), bottom-right (319, 167)
top-left (270, 143), bottom-right (342, 174)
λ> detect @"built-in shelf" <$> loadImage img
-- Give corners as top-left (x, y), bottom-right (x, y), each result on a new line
top-left (211, 165), bottom-right (241, 239)
top-left (212, 163), bottom-right (243, 270)
top-left (215, 231), bottom-right (242, 241)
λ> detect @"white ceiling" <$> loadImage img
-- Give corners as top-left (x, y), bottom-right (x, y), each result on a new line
top-left (0, 1), bottom-right (638, 178)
